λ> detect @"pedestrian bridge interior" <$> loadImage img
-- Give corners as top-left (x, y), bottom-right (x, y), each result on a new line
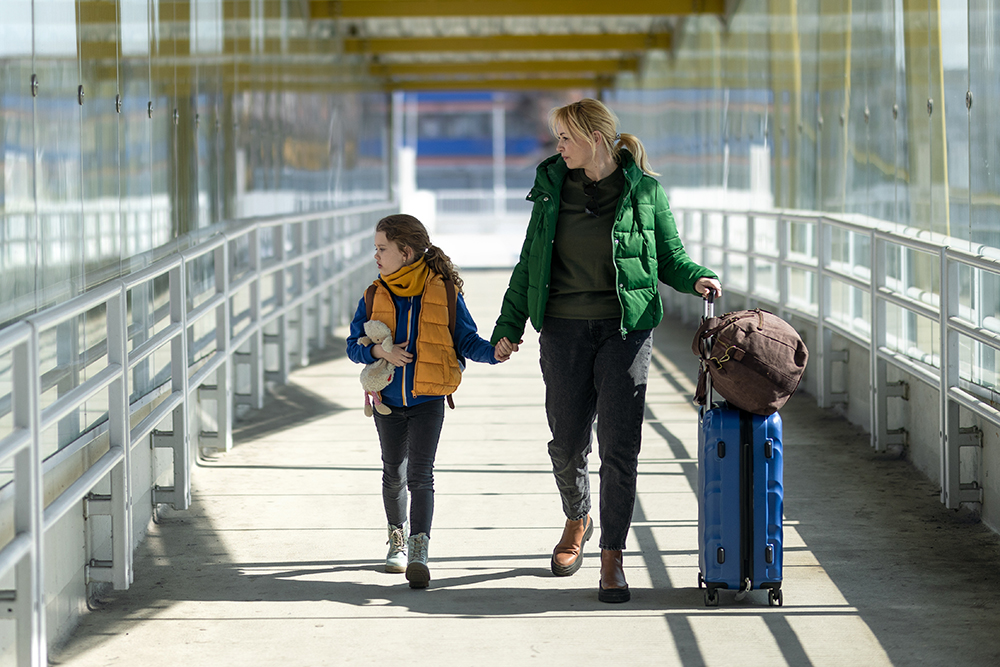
top-left (1, 1), bottom-right (1000, 666)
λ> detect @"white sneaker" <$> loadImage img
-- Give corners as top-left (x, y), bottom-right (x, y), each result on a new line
top-left (385, 524), bottom-right (407, 573)
top-left (406, 533), bottom-right (430, 589)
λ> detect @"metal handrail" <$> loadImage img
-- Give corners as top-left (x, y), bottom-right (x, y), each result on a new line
top-left (0, 201), bottom-right (395, 666)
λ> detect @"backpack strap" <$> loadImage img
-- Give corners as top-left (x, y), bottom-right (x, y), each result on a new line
top-left (443, 278), bottom-right (458, 410)
top-left (443, 278), bottom-right (457, 339)
top-left (364, 283), bottom-right (378, 319)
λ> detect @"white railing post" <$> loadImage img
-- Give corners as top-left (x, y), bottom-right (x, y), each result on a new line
top-left (176, 258), bottom-right (192, 508)
top-left (268, 223), bottom-right (290, 385)
top-left (314, 218), bottom-right (328, 349)
top-left (940, 249), bottom-right (961, 508)
top-left (199, 241), bottom-right (233, 455)
top-left (152, 262), bottom-right (191, 510)
top-left (242, 226), bottom-right (265, 410)
top-left (870, 233), bottom-right (887, 451)
top-left (106, 287), bottom-right (133, 588)
top-left (293, 220), bottom-right (309, 369)
top-left (816, 218), bottom-right (832, 407)
top-left (721, 212), bottom-right (731, 303)
top-left (10, 326), bottom-right (45, 667)
top-left (777, 214), bottom-right (789, 321)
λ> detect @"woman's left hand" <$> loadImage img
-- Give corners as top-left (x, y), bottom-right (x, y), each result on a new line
top-left (695, 277), bottom-right (723, 299)
top-left (494, 337), bottom-right (517, 362)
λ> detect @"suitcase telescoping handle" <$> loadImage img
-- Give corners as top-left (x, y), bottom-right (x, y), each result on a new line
top-left (700, 292), bottom-right (715, 408)
top-left (700, 291), bottom-right (715, 355)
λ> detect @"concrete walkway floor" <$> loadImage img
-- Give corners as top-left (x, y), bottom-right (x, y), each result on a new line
top-left (53, 270), bottom-right (1000, 667)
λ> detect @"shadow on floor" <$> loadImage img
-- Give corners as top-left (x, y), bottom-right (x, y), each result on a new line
top-left (231, 381), bottom-right (347, 444)
top-left (53, 314), bottom-right (1000, 667)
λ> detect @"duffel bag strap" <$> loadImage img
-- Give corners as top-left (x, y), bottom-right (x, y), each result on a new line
top-left (695, 360), bottom-right (708, 406)
top-left (692, 310), bottom-right (761, 359)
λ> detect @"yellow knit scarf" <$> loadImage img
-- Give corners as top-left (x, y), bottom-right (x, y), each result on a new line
top-left (381, 257), bottom-right (429, 297)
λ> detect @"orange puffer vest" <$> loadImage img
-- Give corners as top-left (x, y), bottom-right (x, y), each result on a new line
top-left (369, 273), bottom-right (462, 397)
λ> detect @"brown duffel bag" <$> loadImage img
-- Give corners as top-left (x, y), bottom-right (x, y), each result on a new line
top-left (693, 307), bottom-right (809, 415)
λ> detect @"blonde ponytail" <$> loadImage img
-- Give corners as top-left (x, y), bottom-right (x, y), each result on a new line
top-left (617, 133), bottom-right (659, 176)
top-left (549, 98), bottom-right (659, 176)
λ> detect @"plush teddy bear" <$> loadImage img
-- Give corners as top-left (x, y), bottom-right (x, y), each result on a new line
top-left (358, 320), bottom-right (395, 417)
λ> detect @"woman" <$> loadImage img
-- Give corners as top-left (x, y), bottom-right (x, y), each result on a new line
top-left (347, 214), bottom-right (514, 588)
top-left (491, 99), bottom-right (721, 603)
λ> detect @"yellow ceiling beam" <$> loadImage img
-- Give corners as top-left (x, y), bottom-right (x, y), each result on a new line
top-left (389, 76), bottom-right (607, 91)
top-left (165, 79), bottom-right (379, 95)
top-left (151, 62), bottom-right (361, 80)
top-left (378, 57), bottom-right (639, 77)
top-left (71, 32), bottom-right (671, 59)
top-left (162, 74), bottom-right (598, 95)
top-left (313, 0), bottom-right (724, 18)
top-left (344, 32), bottom-right (672, 54)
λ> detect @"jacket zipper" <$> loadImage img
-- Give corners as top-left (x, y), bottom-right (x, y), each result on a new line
top-left (529, 186), bottom-right (558, 314)
top-left (613, 174), bottom-right (636, 339)
top-left (612, 223), bottom-right (626, 339)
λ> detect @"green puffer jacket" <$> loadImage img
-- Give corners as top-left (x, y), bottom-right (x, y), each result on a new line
top-left (490, 151), bottom-right (717, 344)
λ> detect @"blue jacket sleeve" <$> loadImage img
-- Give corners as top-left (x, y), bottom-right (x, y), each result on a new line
top-left (454, 294), bottom-right (499, 365)
top-left (346, 297), bottom-right (377, 365)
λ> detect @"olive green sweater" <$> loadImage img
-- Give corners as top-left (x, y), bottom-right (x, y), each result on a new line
top-left (545, 167), bottom-right (624, 320)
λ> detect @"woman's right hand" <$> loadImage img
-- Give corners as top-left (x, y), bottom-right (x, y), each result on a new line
top-left (372, 340), bottom-right (413, 367)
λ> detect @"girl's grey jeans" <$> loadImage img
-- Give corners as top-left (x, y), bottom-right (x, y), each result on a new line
top-left (374, 398), bottom-right (445, 537)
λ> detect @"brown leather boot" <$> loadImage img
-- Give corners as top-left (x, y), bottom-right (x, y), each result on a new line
top-left (598, 549), bottom-right (630, 603)
top-left (550, 515), bottom-right (593, 576)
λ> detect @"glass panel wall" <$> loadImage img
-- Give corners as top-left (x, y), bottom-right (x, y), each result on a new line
top-left (0, 1), bottom-right (37, 325)
top-left (0, 0), bottom-right (392, 452)
top-left (0, 0), bottom-right (390, 333)
top-left (968, 0), bottom-right (1000, 253)
top-left (608, 0), bottom-right (996, 241)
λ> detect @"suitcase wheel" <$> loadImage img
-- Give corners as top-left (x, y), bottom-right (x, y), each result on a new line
top-left (768, 588), bottom-right (783, 607)
top-left (704, 589), bottom-right (719, 607)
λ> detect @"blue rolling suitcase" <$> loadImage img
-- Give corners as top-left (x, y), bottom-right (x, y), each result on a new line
top-left (696, 296), bottom-right (784, 607)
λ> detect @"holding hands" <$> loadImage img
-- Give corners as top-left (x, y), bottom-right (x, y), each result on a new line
top-left (494, 337), bottom-right (520, 362)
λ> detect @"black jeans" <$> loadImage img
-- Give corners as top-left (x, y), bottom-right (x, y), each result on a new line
top-left (373, 399), bottom-right (445, 537)
top-left (539, 317), bottom-right (653, 551)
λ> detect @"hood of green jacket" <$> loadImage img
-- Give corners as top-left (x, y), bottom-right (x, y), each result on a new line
top-left (531, 150), bottom-right (645, 209)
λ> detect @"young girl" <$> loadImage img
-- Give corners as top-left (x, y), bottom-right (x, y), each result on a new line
top-left (347, 214), bottom-right (514, 589)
